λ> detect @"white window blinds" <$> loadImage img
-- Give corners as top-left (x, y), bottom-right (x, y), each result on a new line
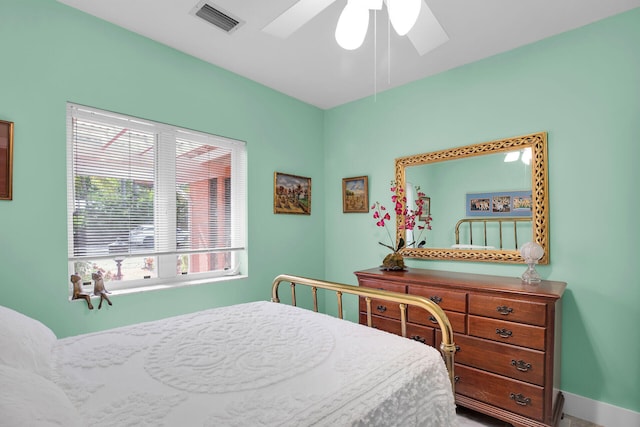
top-left (67, 104), bottom-right (246, 290)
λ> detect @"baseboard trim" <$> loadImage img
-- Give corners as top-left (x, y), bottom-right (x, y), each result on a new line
top-left (562, 391), bottom-right (640, 426)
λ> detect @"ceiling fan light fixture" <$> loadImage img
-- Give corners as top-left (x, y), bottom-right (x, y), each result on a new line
top-left (361, 0), bottom-right (383, 10)
top-left (386, 0), bottom-right (421, 36)
top-left (335, 2), bottom-right (370, 50)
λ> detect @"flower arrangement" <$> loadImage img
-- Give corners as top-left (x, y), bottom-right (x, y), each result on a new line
top-left (371, 181), bottom-right (432, 269)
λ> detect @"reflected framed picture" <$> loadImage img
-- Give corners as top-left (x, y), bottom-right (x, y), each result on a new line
top-left (0, 120), bottom-right (14, 200)
top-left (419, 196), bottom-right (430, 221)
top-left (342, 176), bottom-right (368, 213)
top-left (466, 190), bottom-right (532, 217)
top-left (274, 172), bottom-right (311, 215)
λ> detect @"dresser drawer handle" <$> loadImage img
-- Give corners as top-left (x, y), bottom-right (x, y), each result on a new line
top-left (511, 359), bottom-right (532, 372)
top-left (428, 315), bottom-right (438, 324)
top-left (429, 295), bottom-right (442, 304)
top-left (454, 376), bottom-right (460, 383)
top-left (376, 305), bottom-right (387, 313)
top-left (496, 328), bottom-right (513, 338)
top-left (510, 393), bottom-right (531, 406)
top-left (410, 335), bottom-right (426, 344)
top-left (496, 305), bottom-right (514, 315)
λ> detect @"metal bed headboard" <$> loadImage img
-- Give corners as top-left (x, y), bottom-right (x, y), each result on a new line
top-left (271, 274), bottom-right (456, 393)
top-left (455, 217), bottom-right (531, 249)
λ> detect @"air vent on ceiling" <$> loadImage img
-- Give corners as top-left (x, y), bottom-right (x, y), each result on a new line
top-left (192, 2), bottom-right (243, 33)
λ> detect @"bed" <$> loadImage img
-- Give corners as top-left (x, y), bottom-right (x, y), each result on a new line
top-left (0, 274), bottom-right (457, 427)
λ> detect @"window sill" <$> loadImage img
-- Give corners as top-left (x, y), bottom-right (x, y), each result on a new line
top-left (69, 273), bottom-right (247, 301)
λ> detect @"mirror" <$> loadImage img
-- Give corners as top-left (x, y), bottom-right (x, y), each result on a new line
top-left (396, 132), bottom-right (549, 264)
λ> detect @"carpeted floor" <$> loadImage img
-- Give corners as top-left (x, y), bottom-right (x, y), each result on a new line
top-left (456, 407), bottom-right (593, 427)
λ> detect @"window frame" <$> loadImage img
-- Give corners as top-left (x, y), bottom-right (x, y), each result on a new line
top-left (66, 103), bottom-right (247, 293)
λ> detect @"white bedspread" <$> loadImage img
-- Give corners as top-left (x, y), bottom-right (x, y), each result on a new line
top-left (51, 301), bottom-right (457, 426)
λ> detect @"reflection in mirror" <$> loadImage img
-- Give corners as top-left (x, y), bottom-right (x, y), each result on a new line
top-left (395, 132), bottom-right (548, 264)
top-left (404, 181), bottom-right (429, 248)
top-left (405, 182), bottom-right (417, 247)
top-left (405, 149), bottom-right (532, 250)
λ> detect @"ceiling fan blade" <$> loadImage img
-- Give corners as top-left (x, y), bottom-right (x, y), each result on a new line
top-left (406, 0), bottom-right (449, 56)
top-left (262, 0), bottom-right (338, 38)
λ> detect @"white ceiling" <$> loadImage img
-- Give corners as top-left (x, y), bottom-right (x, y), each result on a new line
top-left (58, 0), bottom-right (640, 109)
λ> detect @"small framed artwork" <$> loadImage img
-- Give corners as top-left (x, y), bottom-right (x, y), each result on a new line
top-left (0, 120), bottom-right (14, 201)
top-left (274, 172), bottom-right (311, 215)
top-left (342, 176), bottom-right (369, 213)
top-left (419, 196), bottom-right (430, 221)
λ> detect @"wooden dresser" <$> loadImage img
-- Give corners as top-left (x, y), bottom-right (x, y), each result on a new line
top-left (355, 267), bottom-right (566, 427)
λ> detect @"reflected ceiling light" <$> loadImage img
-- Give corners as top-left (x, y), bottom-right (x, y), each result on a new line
top-left (335, 0), bottom-right (421, 50)
top-left (503, 148), bottom-right (532, 165)
top-left (521, 147), bottom-right (532, 165)
top-left (504, 151), bottom-right (520, 163)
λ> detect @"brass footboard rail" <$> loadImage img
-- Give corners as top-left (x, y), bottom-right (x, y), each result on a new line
top-left (271, 274), bottom-right (456, 393)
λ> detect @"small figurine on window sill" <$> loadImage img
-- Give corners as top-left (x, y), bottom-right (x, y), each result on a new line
top-left (71, 274), bottom-right (93, 310)
top-left (92, 271), bottom-right (112, 309)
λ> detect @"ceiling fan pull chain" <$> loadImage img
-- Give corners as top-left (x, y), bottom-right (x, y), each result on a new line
top-left (374, 9), bottom-right (377, 101)
top-left (388, 11), bottom-right (391, 85)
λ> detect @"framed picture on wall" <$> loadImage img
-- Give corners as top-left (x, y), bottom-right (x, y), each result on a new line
top-left (0, 120), bottom-right (14, 200)
top-left (274, 172), bottom-right (311, 215)
top-left (342, 176), bottom-right (369, 213)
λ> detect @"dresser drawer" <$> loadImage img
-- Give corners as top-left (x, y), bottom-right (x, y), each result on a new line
top-left (469, 294), bottom-right (547, 326)
top-left (359, 313), bottom-right (402, 335)
top-left (436, 331), bottom-right (545, 386)
top-left (359, 296), bottom-right (405, 320)
top-left (359, 314), bottom-right (435, 346)
top-left (468, 315), bottom-right (545, 351)
top-left (455, 364), bottom-right (544, 421)
top-left (406, 322), bottom-right (435, 347)
top-left (358, 279), bottom-right (407, 320)
top-left (358, 278), bottom-right (406, 293)
top-left (409, 309), bottom-right (467, 334)
top-left (408, 285), bottom-right (467, 312)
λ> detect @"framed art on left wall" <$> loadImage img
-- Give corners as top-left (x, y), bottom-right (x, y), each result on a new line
top-left (274, 172), bottom-right (311, 215)
top-left (0, 120), bottom-right (13, 200)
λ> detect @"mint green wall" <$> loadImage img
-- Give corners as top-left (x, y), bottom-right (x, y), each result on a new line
top-left (324, 9), bottom-right (640, 412)
top-left (0, 0), bottom-right (325, 335)
top-left (1, 0), bottom-right (638, 415)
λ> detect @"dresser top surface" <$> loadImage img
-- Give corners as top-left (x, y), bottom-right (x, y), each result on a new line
top-left (355, 267), bottom-right (566, 299)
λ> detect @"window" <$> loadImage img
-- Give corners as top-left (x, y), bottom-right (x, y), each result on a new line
top-left (67, 103), bottom-right (247, 293)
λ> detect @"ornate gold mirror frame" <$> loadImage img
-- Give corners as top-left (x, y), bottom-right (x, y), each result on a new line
top-left (395, 132), bottom-right (549, 264)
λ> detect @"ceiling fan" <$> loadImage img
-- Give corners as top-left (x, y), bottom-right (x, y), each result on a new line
top-left (262, 0), bottom-right (448, 56)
